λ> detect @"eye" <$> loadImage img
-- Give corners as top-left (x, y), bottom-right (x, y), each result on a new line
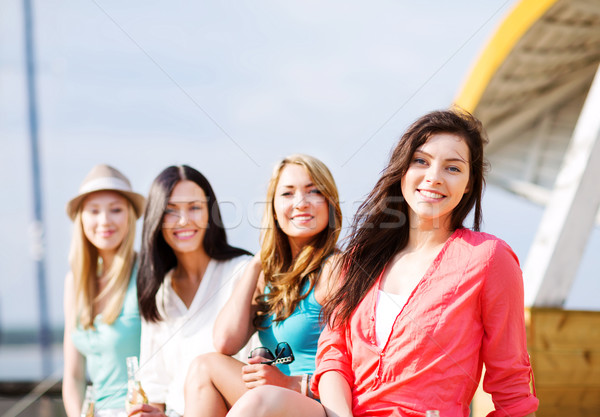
top-left (191, 204), bottom-right (203, 211)
top-left (413, 157), bottom-right (427, 165)
top-left (447, 166), bottom-right (461, 173)
top-left (164, 208), bottom-right (177, 215)
top-left (280, 191), bottom-right (293, 197)
top-left (111, 207), bottom-right (123, 214)
top-left (309, 189), bottom-right (322, 195)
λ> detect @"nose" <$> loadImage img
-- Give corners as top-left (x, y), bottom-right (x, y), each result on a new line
top-left (98, 210), bottom-right (110, 224)
top-left (176, 209), bottom-right (189, 226)
top-left (293, 191), bottom-right (309, 209)
top-left (424, 165), bottom-right (443, 185)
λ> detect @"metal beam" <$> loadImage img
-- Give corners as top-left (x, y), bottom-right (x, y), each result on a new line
top-left (523, 111), bottom-right (552, 183)
top-left (485, 63), bottom-right (596, 153)
top-left (524, 63), bottom-right (600, 306)
top-left (22, 0), bottom-right (52, 377)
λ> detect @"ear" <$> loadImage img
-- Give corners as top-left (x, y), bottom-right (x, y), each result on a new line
top-left (464, 177), bottom-right (472, 195)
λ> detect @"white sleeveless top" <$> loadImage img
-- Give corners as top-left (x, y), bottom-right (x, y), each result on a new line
top-left (376, 290), bottom-right (407, 348)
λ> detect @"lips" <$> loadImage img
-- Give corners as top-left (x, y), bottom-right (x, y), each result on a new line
top-left (173, 229), bottom-right (197, 240)
top-left (291, 214), bottom-right (314, 222)
top-left (97, 230), bottom-right (115, 238)
top-left (418, 189), bottom-right (445, 199)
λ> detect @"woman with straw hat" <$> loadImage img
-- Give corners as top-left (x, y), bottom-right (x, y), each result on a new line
top-left (62, 164), bottom-right (146, 417)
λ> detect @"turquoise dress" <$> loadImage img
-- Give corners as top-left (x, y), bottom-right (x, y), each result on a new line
top-left (258, 279), bottom-right (323, 375)
top-left (71, 267), bottom-right (141, 410)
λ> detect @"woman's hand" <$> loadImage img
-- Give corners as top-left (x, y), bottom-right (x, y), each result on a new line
top-left (127, 403), bottom-right (166, 417)
top-left (241, 356), bottom-right (298, 391)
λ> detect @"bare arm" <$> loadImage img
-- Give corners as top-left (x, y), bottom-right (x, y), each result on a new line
top-left (313, 254), bottom-right (341, 306)
top-left (318, 371), bottom-right (353, 417)
top-left (212, 254), bottom-right (263, 355)
top-left (62, 272), bottom-right (87, 417)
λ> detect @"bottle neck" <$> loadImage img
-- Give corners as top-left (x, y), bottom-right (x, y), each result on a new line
top-left (126, 357), bottom-right (140, 382)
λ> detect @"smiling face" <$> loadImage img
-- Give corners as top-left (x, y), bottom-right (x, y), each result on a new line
top-left (81, 191), bottom-right (130, 256)
top-left (273, 164), bottom-right (330, 255)
top-left (401, 132), bottom-right (471, 230)
top-left (161, 180), bottom-right (209, 255)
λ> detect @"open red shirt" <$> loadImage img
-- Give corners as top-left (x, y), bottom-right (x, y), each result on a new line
top-left (313, 228), bottom-right (538, 417)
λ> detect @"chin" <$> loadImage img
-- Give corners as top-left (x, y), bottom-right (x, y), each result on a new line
top-left (172, 243), bottom-right (202, 253)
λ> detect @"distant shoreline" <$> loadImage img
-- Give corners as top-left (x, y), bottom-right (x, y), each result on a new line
top-left (0, 328), bottom-right (63, 345)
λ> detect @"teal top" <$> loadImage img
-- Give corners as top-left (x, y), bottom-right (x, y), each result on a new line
top-left (71, 266), bottom-right (141, 410)
top-left (258, 279), bottom-right (324, 375)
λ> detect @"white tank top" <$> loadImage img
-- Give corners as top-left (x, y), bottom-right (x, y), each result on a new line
top-left (376, 290), bottom-right (407, 348)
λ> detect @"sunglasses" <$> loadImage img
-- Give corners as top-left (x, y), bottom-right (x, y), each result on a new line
top-left (248, 342), bottom-right (295, 365)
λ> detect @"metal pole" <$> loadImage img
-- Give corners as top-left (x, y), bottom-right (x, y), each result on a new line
top-left (22, 0), bottom-right (52, 377)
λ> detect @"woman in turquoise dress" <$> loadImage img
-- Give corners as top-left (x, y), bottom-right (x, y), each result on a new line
top-left (62, 164), bottom-right (146, 417)
top-left (183, 154), bottom-right (342, 417)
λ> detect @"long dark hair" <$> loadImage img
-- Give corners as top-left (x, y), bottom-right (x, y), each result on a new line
top-left (323, 108), bottom-right (489, 328)
top-left (137, 165), bottom-right (251, 322)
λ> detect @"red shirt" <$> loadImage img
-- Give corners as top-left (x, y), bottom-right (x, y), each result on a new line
top-left (313, 229), bottom-right (538, 417)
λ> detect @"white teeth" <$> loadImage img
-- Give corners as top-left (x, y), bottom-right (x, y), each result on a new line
top-left (175, 231), bottom-right (195, 238)
top-left (420, 190), bottom-right (444, 199)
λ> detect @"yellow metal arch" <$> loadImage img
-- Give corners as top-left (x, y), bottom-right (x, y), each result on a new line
top-left (454, 0), bottom-right (559, 112)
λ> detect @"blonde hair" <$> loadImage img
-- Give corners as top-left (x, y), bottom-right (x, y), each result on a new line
top-left (69, 201), bottom-right (137, 329)
top-left (256, 154), bottom-right (342, 324)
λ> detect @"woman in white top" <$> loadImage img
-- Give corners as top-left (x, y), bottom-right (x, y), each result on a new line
top-left (133, 165), bottom-right (251, 417)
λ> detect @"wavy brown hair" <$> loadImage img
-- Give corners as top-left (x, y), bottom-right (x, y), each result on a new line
top-left (255, 154), bottom-right (342, 326)
top-left (323, 108), bottom-right (489, 328)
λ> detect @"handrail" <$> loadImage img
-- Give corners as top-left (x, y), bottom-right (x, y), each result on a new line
top-left (1, 372), bottom-right (61, 417)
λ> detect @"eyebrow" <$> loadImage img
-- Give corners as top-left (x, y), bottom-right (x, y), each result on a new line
top-left (414, 150), bottom-right (469, 164)
top-left (278, 182), bottom-right (315, 189)
top-left (166, 199), bottom-right (206, 205)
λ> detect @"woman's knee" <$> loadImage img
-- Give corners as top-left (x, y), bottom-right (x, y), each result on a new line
top-left (229, 386), bottom-right (282, 416)
top-left (185, 352), bottom-right (222, 389)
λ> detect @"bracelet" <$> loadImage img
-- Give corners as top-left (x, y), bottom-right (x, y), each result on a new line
top-left (301, 374), bottom-right (308, 396)
top-left (307, 374), bottom-right (314, 399)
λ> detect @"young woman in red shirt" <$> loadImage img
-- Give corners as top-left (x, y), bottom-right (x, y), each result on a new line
top-left (227, 108), bottom-right (538, 417)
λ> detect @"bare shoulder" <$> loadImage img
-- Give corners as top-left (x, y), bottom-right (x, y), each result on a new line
top-left (256, 269), bottom-right (266, 295)
top-left (63, 271), bottom-right (76, 301)
top-left (65, 270), bottom-right (75, 285)
top-left (314, 253), bottom-right (343, 304)
top-left (63, 271), bottom-right (77, 323)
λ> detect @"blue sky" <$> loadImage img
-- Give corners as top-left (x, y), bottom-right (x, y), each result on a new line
top-left (1, 0), bottom-right (598, 331)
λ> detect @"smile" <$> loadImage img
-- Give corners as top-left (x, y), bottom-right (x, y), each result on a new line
top-left (291, 214), bottom-right (314, 222)
top-left (418, 189), bottom-right (445, 199)
top-left (173, 230), bottom-right (197, 239)
top-left (97, 230), bottom-right (115, 238)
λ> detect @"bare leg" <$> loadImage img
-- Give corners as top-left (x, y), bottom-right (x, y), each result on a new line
top-left (184, 352), bottom-right (249, 417)
top-left (227, 385), bottom-right (326, 417)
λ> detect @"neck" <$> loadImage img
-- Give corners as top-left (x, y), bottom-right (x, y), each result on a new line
top-left (406, 214), bottom-right (455, 251)
top-left (173, 248), bottom-right (211, 283)
top-left (288, 236), bottom-right (312, 259)
top-left (97, 249), bottom-right (116, 276)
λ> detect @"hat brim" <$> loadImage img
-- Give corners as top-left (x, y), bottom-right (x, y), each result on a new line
top-left (66, 190), bottom-right (146, 221)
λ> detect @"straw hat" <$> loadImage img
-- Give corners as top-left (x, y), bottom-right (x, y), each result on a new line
top-left (66, 164), bottom-right (146, 220)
